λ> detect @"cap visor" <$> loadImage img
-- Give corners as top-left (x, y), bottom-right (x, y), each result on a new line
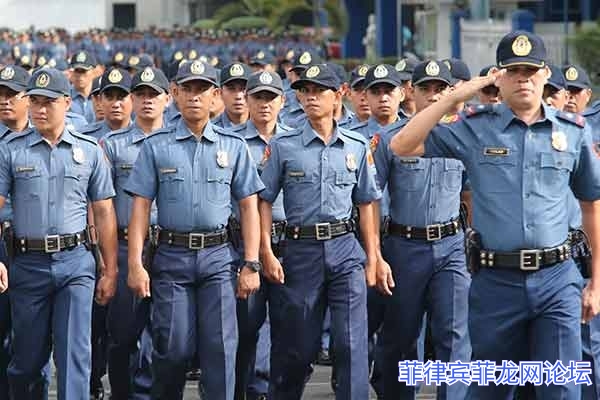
top-left (177, 76), bottom-right (217, 86)
top-left (132, 82), bottom-right (167, 94)
top-left (100, 84), bottom-right (131, 94)
top-left (545, 82), bottom-right (564, 90)
top-left (291, 78), bottom-right (337, 91)
top-left (350, 78), bottom-right (365, 88)
top-left (250, 60), bottom-right (268, 66)
top-left (566, 82), bottom-right (590, 90)
top-left (413, 76), bottom-right (451, 86)
top-left (220, 77), bottom-right (248, 87)
top-left (71, 64), bottom-right (94, 70)
top-left (25, 88), bottom-right (64, 98)
top-left (497, 59), bottom-right (545, 69)
top-left (365, 78), bottom-right (401, 89)
top-left (0, 82), bottom-right (26, 92)
top-left (247, 86), bottom-right (283, 96)
top-left (290, 66), bottom-right (308, 73)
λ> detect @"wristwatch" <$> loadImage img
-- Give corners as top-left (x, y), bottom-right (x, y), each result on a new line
top-left (243, 260), bottom-right (262, 272)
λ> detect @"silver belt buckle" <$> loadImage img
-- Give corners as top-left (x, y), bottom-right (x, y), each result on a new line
top-left (188, 233), bottom-right (205, 250)
top-left (315, 223), bottom-right (332, 240)
top-left (426, 224), bottom-right (442, 241)
top-left (520, 249), bottom-right (540, 271)
top-left (44, 234), bottom-right (61, 253)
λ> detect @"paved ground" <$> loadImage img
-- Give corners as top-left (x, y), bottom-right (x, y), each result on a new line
top-left (47, 364), bottom-right (436, 399)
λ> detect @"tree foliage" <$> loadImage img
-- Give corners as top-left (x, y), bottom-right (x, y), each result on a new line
top-left (571, 23), bottom-right (600, 85)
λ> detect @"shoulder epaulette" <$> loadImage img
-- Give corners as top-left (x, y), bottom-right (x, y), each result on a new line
top-left (71, 130), bottom-right (99, 145)
top-left (582, 101), bottom-right (600, 117)
top-left (464, 104), bottom-right (495, 118)
top-left (145, 127), bottom-right (174, 142)
top-left (5, 128), bottom-right (34, 143)
top-left (80, 121), bottom-right (103, 134)
top-left (348, 120), bottom-right (368, 131)
top-left (556, 111), bottom-right (585, 128)
top-left (339, 127), bottom-right (369, 144)
top-left (103, 126), bottom-right (133, 140)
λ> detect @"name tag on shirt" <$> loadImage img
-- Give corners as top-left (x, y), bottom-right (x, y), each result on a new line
top-left (120, 164), bottom-right (133, 170)
top-left (399, 158), bottom-right (419, 164)
top-left (159, 168), bottom-right (178, 174)
top-left (16, 166), bottom-right (35, 172)
top-left (288, 171), bottom-right (305, 178)
top-left (483, 147), bottom-right (510, 156)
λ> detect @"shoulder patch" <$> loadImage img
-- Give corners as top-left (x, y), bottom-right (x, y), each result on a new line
top-left (71, 130), bottom-right (99, 145)
top-left (440, 113), bottom-right (460, 124)
top-left (556, 111), bottom-right (585, 128)
top-left (465, 104), bottom-right (494, 118)
top-left (370, 133), bottom-right (381, 153)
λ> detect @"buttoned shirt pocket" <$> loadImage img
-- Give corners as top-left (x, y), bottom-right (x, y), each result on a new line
top-left (476, 149), bottom-right (518, 193)
top-left (13, 166), bottom-right (43, 200)
top-left (159, 168), bottom-right (185, 202)
top-left (65, 165), bottom-right (91, 202)
top-left (115, 164), bottom-right (132, 190)
top-left (283, 166), bottom-right (315, 220)
top-left (392, 157), bottom-right (426, 191)
top-left (443, 159), bottom-right (464, 191)
top-left (538, 152), bottom-right (575, 198)
top-left (334, 170), bottom-right (357, 200)
top-left (206, 168), bottom-right (233, 205)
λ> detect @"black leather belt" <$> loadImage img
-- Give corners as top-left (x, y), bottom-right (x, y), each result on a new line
top-left (478, 241), bottom-right (571, 271)
top-left (158, 230), bottom-right (229, 250)
top-left (118, 227), bottom-right (156, 241)
top-left (230, 219), bottom-right (286, 239)
top-left (16, 231), bottom-right (88, 253)
top-left (285, 220), bottom-right (354, 240)
top-left (388, 219), bottom-right (460, 241)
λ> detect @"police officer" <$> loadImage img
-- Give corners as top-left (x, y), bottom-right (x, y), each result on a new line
top-left (395, 57), bottom-right (418, 118)
top-left (212, 62), bottom-right (252, 129)
top-left (0, 67), bottom-right (118, 399)
top-left (0, 64), bottom-right (31, 400)
top-left (563, 64), bottom-right (592, 114)
top-left (124, 60), bottom-right (264, 400)
top-left (101, 66), bottom-right (170, 400)
top-left (248, 51), bottom-right (276, 73)
top-left (389, 31), bottom-right (600, 399)
top-left (280, 50), bottom-right (322, 126)
top-left (90, 75), bottom-right (105, 121)
top-left (543, 64), bottom-right (568, 111)
top-left (81, 67), bottom-right (133, 140)
top-left (233, 70), bottom-right (289, 400)
top-left (258, 63), bottom-right (384, 400)
top-left (346, 64), bottom-right (371, 125)
top-left (69, 50), bottom-right (98, 123)
top-left (374, 60), bottom-right (471, 400)
top-left (477, 65), bottom-right (502, 105)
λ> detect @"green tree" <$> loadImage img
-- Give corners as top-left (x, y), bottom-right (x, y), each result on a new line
top-left (571, 23), bottom-right (600, 86)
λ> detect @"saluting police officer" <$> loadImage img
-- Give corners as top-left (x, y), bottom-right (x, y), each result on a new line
top-left (0, 67), bottom-right (118, 399)
top-left (124, 60), bottom-right (264, 400)
top-left (101, 66), bottom-right (170, 400)
top-left (232, 70), bottom-right (290, 400)
top-left (389, 31), bottom-right (600, 400)
top-left (374, 60), bottom-right (471, 400)
top-left (258, 63), bottom-right (385, 400)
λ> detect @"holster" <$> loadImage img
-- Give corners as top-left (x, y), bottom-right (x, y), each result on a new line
top-left (85, 225), bottom-right (104, 279)
top-left (570, 229), bottom-right (592, 279)
top-left (465, 228), bottom-right (482, 275)
top-left (381, 216), bottom-right (390, 240)
top-left (227, 215), bottom-right (242, 250)
top-left (142, 225), bottom-right (159, 271)
top-left (2, 221), bottom-right (14, 265)
top-left (459, 202), bottom-right (470, 230)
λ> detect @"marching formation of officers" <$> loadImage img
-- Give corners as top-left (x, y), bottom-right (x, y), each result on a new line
top-left (0, 29), bottom-right (597, 400)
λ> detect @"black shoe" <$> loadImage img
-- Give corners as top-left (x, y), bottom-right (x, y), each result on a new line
top-left (316, 349), bottom-right (332, 366)
top-left (186, 368), bottom-right (202, 381)
top-left (90, 386), bottom-right (104, 400)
